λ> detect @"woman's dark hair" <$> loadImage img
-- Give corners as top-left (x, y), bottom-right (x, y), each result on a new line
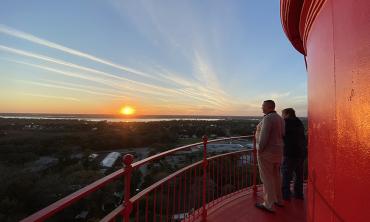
top-left (282, 108), bottom-right (296, 118)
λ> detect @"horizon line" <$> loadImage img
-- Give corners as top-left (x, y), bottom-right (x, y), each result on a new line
top-left (0, 112), bottom-right (308, 118)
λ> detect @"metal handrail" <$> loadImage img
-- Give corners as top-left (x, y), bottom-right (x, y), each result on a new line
top-left (101, 149), bottom-right (255, 222)
top-left (20, 169), bottom-right (125, 222)
top-left (21, 135), bottom-right (256, 222)
top-left (131, 136), bottom-right (252, 169)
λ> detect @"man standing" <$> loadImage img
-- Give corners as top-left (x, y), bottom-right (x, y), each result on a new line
top-left (281, 108), bottom-right (306, 200)
top-left (255, 100), bottom-right (285, 213)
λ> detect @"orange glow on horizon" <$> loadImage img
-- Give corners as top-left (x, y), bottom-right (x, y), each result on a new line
top-left (120, 106), bottom-right (136, 116)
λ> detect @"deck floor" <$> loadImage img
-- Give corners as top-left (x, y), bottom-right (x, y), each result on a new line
top-left (203, 188), bottom-right (306, 222)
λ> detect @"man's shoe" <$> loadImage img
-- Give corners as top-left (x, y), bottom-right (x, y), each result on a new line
top-left (255, 203), bottom-right (275, 213)
top-left (282, 193), bottom-right (291, 201)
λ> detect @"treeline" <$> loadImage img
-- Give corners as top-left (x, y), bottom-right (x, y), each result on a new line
top-left (0, 119), bottom-right (260, 160)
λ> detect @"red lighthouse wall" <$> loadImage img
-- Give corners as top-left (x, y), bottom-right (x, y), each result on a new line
top-left (281, 0), bottom-right (370, 221)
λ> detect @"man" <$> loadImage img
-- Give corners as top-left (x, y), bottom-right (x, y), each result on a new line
top-left (255, 100), bottom-right (285, 213)
top-left (281, 108), bottom-right (306, 200)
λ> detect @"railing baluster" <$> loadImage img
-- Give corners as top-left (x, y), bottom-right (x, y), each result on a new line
top-left (135, 201), bottom-right (139, 222)
top-left (188, 167), bottom-right (192, 221)
top-left (216, 157), bottom-right (219, 205)
top-left (172, 177), bottom-right (176, 222)
top-left (212, 158), bottom-right (215, 204)
top-left (246, 152), bottom-right (250, 189)
top-left (220, 156), bottom-right (223, 201)
top-left (242, 153), bottom-right (244, 190)
top-left (145, 193), bottom-right (149, 222)
top-left (195, 164), bottom-right (198, 219)
top-left (153, 188), bottom-right (157, 222)
top-left (183, 170), bottom-right (186, 220)
top-left (166, 181), bottom-right (170, 222)
top-left (233, 155), bottom-right (236, 192)
top-left (193, 163), bottom-right (197, 220)
top-left (241, 153), bottom-right (243, 189)
top-left (202, 136), bottom-right (208, 221)
top-left (198, 164), bottom-right (202, 217)
top-left (160, 184), bottom-right (164, 222)
top-left (177, 175), bottom-right (181, 218)
top-left (246, 152), bottom-right (250, 190)
top-left (229, 155), bottom-right (232, 196)
top-left (123, 154), bottom-right (134, 222)
top-left (253, 133), bottom-right (258, 196)
top-left (201, 135), bottom-right (208, 221)
top-left (236, 154), bottom-right (239, 191)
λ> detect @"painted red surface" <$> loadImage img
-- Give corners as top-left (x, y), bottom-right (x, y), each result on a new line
top-left (281, 0), bottom-right (370, 221)
top-left (200, 188), bottom-right (306, 222)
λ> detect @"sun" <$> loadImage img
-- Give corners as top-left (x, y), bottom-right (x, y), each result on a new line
top-left (120, 106), bottom-right (136, 116)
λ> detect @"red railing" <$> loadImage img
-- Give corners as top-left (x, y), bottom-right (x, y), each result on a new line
top-left (21, 135), bottom-right (260, 222)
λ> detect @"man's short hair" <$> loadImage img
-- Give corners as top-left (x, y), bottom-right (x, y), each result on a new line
top-left (263, 100), bottom-right (275, 109)
top-left (282, 108), bottom-right (296, 117)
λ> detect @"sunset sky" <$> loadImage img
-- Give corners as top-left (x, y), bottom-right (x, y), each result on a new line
top-left (0, 0), bottom-right (307, 116)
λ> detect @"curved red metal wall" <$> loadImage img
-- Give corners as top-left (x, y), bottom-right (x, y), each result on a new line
top-left (281, 0), bottom-right (370, 221)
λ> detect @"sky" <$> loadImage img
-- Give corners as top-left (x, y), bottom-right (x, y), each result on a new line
top-left (0, 0), bottom-right (307, 116)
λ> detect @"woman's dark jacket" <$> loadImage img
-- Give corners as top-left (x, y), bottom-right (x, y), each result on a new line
top-left (283, 117), bottom-right (306, 158)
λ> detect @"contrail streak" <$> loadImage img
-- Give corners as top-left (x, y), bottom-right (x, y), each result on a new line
top-left (5, 58), bottom-right (224, 106)
top-left (20, 92), bottom-right (80, 102)
top-left (18, 80), bottom-right (128, 99)
top-left (0, 46), bottom-right (223, 104)
top-left (0, 24), bottom-right (230, 107)
top-left (0, 24), bottom-right (153, 79)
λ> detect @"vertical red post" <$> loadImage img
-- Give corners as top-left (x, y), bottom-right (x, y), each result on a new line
top-left (160, 184), bottom-right (164, 222)
top-left (166, 182), bottom-right (170, 222)
top-left (136, 201), bottom-right (139, 222)
top-left (172, 177), bottom-right (176, 220)
top-left (183, 172), bottom-right (186, 220)
top-left (201, 135), bottom-right (208, 222)
top-left (145, 193), bottom-right (149, 222)
top-left (153, 189), bottom-right (157, 222)
top-left (123, 154), bottom-right (134, 222)
top-left (252, 132), bottom-right (258, 196)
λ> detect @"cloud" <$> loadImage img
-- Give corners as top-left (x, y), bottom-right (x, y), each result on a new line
top-left (0, 42), bottom-right (232, 108)
top-left (193, 50), bottom-right (220, 88)
top-left (0, 24), bottom-right (153, 79)
top-left (4, 57), bottom-right (228, 107)
top-left (270, 91), bottom-right (291, 99)
top-left (17, 79), bottom-right (128, 99)
top-left (0, 46), bottom-right (179, 96)
top-left (19, 92), bottom-right (80, 102)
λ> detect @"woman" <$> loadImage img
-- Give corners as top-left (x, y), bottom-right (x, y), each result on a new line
top-left (281, 108), bottom-right (306, 200)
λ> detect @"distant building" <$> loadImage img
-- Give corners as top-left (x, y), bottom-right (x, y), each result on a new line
top-left (75, 211), bottom-right (88, 220)
top-left (70, 153), bottom-right (84, 160)
top-left (88, 153), bottom-right (98, 161)
top-left (238, 155), bottom-right (253, 166)
top-left (172, 213), bottom-right (189, 221)
top-left (29, 156), bottom-right (59, 172)
top-left (100, 152), bottom-right (121, 168)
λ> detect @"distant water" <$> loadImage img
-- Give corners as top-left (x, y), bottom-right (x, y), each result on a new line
top-left (0, 114), bottom-right (229, 122)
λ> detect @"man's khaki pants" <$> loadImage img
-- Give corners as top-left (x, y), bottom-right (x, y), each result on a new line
top-left (257, 154), bottom-right (283, 209)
